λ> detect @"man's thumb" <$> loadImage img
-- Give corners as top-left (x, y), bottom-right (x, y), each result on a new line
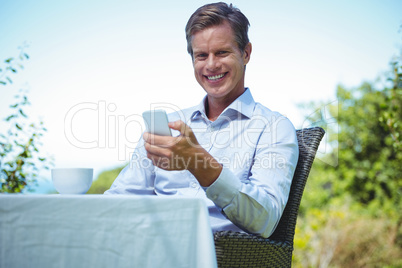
top-left (168, 120), bottom-right (189, 135)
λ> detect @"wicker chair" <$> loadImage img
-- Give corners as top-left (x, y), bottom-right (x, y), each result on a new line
top-left (214, 127), bottom-right (325, 268)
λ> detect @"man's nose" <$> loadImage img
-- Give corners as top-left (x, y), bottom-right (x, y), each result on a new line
top-left (206, 55), bottom-right (220, 71)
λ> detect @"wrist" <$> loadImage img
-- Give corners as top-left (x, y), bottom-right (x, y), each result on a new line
top-left (188, 150), bottom-right (222, 187)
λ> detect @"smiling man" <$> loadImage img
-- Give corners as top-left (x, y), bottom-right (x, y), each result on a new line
top-left (105, 2), bottom-right (299, 238)
top-left (191, 20), bottom-right (252, 120)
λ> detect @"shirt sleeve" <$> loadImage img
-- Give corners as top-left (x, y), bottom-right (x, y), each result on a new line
top-left (205, 116), bottom-right (299, 238)
top-left (104, 138), bottom-right (156, 195)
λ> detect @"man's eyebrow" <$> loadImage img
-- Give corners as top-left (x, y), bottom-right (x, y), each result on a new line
top-left (193, 46), bottom-right (233, 54)
top-left (192, 47), bottom-right (204, 53)
top-left (192, 49), bottom-right (206, 56)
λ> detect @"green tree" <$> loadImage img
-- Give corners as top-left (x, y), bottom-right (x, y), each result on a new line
top-left (302, 61), bottom-right (402, 216)
top-left (380, 55), bottom-right (402, 151)
top-left (0, 49), bottom-right (53, 193)
top-left (86, 166), bottom-right (124, 194)
top-left (0, 43), bottom-right (29, 86)
top-left (293, 48), bottom-right (402, 268)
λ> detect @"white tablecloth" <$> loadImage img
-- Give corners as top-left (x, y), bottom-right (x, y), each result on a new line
top-left (0, 195), bottom-right (217, 268)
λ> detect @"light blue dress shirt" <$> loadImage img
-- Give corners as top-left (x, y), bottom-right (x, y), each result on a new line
top-left (105, 88), bottom-right (299, 238)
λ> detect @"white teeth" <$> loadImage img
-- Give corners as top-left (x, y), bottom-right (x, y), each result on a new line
top-left (207, 74), bottom-right (225, 80)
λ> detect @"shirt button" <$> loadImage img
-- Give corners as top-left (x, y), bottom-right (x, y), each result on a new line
top-left (191, 182), bottom-right (198, 188)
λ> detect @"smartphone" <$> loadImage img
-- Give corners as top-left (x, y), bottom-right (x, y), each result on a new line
top-left (142, 109), bottom-right (172, 136)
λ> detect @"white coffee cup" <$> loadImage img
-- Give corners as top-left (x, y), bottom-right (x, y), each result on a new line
top-left (51, 168), bottom-right (93, 194)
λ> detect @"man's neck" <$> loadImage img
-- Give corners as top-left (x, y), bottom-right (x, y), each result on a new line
top-left (205, 100), bottom-right (223, 122)
top-left (205, 89), bottom-right (245, 121)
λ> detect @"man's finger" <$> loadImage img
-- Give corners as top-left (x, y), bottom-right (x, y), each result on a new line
top-left (143, 132), bottom-right (176, 147)
top-left (144, 142), bottom-right (172, 158)
top-left (168, 120), bottom-right (192, 136)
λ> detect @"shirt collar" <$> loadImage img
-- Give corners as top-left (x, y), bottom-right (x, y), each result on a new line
top-left (190, 88), bottom-right (255, 121)
top-left (190, 96), bottom-right (208, 121)
top-left (224, 88), bottom-right (255, 119)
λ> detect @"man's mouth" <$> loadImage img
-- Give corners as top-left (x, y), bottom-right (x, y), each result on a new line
top-left (206, 73), bottom-right (227, 81)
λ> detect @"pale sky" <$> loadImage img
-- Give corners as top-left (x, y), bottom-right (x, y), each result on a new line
top-left (1, 0), bottom-right (401, 193)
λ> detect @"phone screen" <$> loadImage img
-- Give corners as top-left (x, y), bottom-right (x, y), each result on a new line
top-left (142, 110), bottom-right (172, 136)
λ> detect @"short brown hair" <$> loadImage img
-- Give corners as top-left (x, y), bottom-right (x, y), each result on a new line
top-left (185, 2), bottom-right (250, 57)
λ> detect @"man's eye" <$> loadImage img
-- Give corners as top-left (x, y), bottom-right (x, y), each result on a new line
top-left (196, 54), bottom-right (207, 60)
top-left (217, 51), bottom-right (228, 56)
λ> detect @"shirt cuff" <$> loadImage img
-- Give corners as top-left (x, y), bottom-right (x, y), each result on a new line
top-left (205, 167), bottom-right (242, 209)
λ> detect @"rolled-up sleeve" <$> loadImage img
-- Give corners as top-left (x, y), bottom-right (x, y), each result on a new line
top-left (205, 116), bottom-right (299, 238)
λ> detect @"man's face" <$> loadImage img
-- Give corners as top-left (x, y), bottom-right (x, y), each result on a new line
top-left (191, 21), bottom-right (251, 105)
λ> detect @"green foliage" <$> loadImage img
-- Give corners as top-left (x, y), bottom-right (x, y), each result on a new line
top-left (337, 82), bottom-right (401, 211)
top-left (294, 48), bottom-right (402, 267)
top-left (0, 91), bottom-right (53, 193)
top-left (0, 43), bottom-right (29, 86)
top-left (379, 56), bottom-right (402, 151)
top-left (300, 58), bottom-right (402, 218)
top-left (86, 166), bottom-right (124, 194)
top-left (0, 50), bottom-right (53, 193)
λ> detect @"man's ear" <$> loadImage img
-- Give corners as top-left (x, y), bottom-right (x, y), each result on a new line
top-left (243, 42), bottom-right (252, 65)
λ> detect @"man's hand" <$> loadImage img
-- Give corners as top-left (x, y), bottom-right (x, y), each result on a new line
top-left (143, 120), bottom-right (222, 187)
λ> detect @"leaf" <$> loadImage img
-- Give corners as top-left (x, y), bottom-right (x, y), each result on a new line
top-left (6, 66), bottom-right (17, 73)
top-left (24, 53), bottom-right (29, 59)
top-left (15, 124), bottom-right (22, 130)
top-left (19, 109), bottom-right (27, 118)
top-left (5, 162), bottom-right (14, 168)
top-left (23, 96), bottom-right (29, 104)
top-left (5, 115), bottom-right (16, 121)
top-left (0, 81), bottom-right (6, 85)
top-left (14, 140), bottom-right (24, 147)
top-left (6, 77), bottom-right (12, 84)
top-left (4, 57), bottom-right (14, 63)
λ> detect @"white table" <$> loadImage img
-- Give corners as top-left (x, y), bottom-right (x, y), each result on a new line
top-left (0, 195), bottom-right (217, 268)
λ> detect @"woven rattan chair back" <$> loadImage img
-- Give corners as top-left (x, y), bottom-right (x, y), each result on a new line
top-left (214, 127), bottom-right (325, 268)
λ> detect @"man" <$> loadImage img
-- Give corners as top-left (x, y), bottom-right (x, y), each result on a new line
top-left (105, 2), bottom-right (299, 238)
